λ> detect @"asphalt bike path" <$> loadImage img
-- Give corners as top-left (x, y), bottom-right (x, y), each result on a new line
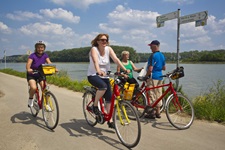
top-left (0, 72), bottom-right (224, 150)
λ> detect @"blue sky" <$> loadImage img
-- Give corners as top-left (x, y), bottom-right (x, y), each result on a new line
top-left (1, 0), bottom-right (225, 56)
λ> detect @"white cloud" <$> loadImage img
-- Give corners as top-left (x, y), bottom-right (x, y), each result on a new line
top-left (6, 11), bottom-right (42, 21)
top-left (0, 22), bottom-right (12, 34)
top-left (50, 0), bottom-right (111, 9)
top-left (107, 5), bottom-right (158, 28)
top-left (40, 8), bottom-right (80, 23)
top-left (19, 22), bottom-right (75, 37)
top-left (163, 0), bottom-right (194, 5)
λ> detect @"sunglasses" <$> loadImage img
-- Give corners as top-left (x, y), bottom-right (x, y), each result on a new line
top-left (99, 39), bottom-right (108, 42)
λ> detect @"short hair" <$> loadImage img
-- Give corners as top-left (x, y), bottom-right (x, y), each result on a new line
top-left (121, 51), bottom-right (129, 57)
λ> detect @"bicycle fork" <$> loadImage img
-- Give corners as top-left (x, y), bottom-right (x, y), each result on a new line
top-left (116, 98), bottom-right (131, 125)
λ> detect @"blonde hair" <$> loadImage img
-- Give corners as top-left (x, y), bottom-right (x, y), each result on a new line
top-left (91, 33), bottom-right (109, 47)
top-left (121, 51), bottom-right (129, 57)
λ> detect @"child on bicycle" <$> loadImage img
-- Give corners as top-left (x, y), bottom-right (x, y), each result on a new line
top-left (26, 41), bottom-right (57, 107)
top-left (145, 40), bottom-right (166, 119)
top-left (87, 33), bottom-right (128, 129)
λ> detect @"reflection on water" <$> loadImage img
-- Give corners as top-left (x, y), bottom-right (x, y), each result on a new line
top-left (1, 62), bottom-right (225, 99)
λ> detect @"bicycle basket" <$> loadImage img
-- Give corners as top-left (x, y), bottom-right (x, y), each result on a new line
top-left (171, 66), bottom-right (184, 80)
top-left (41, 64), bottom-right (56, 76)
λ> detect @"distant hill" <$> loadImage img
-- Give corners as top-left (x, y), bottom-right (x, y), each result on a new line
top-left (1, 46), bottom-right (225, 63)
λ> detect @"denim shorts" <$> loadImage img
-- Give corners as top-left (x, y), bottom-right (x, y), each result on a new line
top-left (87, 75), bottom-right (112, 103)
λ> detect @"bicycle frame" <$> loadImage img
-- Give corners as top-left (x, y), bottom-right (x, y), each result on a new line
top-left (98, 79), bottom-right (126, 122)
top-left (34, 78), bottom-right (48, 109)
top-left (137, 78), bottom-right (181, 110)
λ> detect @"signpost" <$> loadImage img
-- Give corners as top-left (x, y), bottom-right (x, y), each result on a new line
top-left (180, 11), bottom-right (208, 24)
top-left (156, 11), bottom-right (178, 28)
top-left (156, 9), bottom-right (208, 88)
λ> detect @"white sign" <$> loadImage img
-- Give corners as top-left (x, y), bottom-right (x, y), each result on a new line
top-left (156, 11), bottom-right (178, 23)
top-left (180, 11), bottom-right (208, 24)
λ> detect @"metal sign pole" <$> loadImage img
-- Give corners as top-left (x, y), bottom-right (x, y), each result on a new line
top-left (176, 9), bottom-right (181, 89)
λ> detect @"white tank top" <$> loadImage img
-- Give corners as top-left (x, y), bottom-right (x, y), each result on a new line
top-left (87, 46), bottom-right (110, 77)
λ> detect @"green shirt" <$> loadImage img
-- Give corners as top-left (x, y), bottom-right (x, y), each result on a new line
top-left (121, 60), bottom-right (133, 78)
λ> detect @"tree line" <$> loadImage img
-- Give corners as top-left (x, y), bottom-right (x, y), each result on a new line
top-left (1, 46), bottom-right (225, 63)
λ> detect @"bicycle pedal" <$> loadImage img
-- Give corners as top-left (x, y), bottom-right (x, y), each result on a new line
top-left (96, 113), bottom-right (104, 124)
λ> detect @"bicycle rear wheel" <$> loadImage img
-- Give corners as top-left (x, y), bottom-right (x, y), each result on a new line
top-left (42, 91), bottom-right (59, 130)
top-left (113, 100), bottom-right (141, 148)
top-left (131, 89), bottom-right (147, 118)
top-left (30, 93), bottom-right (39, 117)
top-left (83, 91), bottom-right (97, 127)
top-left (166, 93), bottom-right (194, 130)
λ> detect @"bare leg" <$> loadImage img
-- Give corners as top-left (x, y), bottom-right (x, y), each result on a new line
top-left (28, 79), bottom-right (37, 98)
top-left (94, 90), bottom-right (106, 106)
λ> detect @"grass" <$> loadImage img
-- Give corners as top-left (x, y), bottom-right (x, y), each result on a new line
top-left (1, 68), bottom-right (225, 124)
top-left (192, 80), bottom-right (225, 124)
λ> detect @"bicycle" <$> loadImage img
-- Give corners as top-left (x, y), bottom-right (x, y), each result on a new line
top-left (29, 64), bottom-right (59, 130)
top-left (83, 72), bottom-right (141, 148)
top-left (131, 66), bottom-right (195, 130)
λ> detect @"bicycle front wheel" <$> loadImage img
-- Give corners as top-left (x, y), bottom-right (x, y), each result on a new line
top-left (166, 93), bottom-right (194, 130)
top-left (113, 100), bottom-right (141, 148)
top-left (42, 91), bottom-right (59, 130)
top-left (83, 91), bottom-right (97, 127)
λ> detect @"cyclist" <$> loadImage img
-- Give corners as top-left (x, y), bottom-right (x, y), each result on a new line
top-left (26, 41), bottom-right (57, 107)
top-left (117, 50), bottom-right (143, 88)
top-left (87, 33), bottom-right (128, 129)
top-left (145, 40), bottom-right (166, 119)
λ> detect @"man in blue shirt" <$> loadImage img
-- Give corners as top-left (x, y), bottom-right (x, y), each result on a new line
top-left (145, 40), bottom-right (166, 119)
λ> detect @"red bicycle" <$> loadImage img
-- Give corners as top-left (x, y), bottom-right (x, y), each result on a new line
top-left (83, 72), bottom-right (141, 148)
top-left (29, 64), bottom-right (59, 130)
top-left (131, 66), bottom-right (195, 130)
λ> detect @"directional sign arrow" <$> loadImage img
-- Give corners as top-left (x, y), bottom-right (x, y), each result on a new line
top-left (180, 11), bottom-right (208, 24)
top-left (156, 11), bottom-right (178, 23)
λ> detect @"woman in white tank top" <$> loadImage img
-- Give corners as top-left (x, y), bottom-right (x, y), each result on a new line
top-left (87, 33), bottom-right (128, 129)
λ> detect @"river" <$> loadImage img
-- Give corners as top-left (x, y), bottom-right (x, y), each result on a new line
top-left (0, 62), bottom-right (224, 99)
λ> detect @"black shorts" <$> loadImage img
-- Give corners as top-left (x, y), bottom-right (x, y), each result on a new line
top-left (26, 72), bottom-right (45, 82)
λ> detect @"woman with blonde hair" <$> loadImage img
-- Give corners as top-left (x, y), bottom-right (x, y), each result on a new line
top-left (117, 50), bottom-right (143, 87)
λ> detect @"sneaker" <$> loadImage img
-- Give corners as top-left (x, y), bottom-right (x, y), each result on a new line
top-left (28, 98), bottom-right (33, 107)
top-left (107, 121), bottom-right (115, 129)
top-left (93, 106), bottom-right (100, 115)
top-left (46, 105), bottom-right (52, 111)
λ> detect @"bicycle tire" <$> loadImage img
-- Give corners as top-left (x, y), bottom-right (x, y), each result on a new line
top-left (166, 93), bottom-right (194, 130)
top-left (131, 89), bottom-right (147, 118)
top-left (113, 100), bottom-right (141, 148)
top-left (83, 91), bottom-right (97, 127)
top-left (42, 91), bottom-right (59, 130)
top-left (30, 93), bottom-right (39, 117)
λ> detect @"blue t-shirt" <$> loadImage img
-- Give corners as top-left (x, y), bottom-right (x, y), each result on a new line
top-left (147, 51), bottom-right (165, 80)
top-left (28, 53), bottom-right (49, 76)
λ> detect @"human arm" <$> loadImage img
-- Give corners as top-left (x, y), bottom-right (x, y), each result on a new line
top-left (130, 61), bottom-right (143, 73)
top-left (26, 58), bottom-right (33, 73)
top-left (46, 57), bottom-right (59, 72)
